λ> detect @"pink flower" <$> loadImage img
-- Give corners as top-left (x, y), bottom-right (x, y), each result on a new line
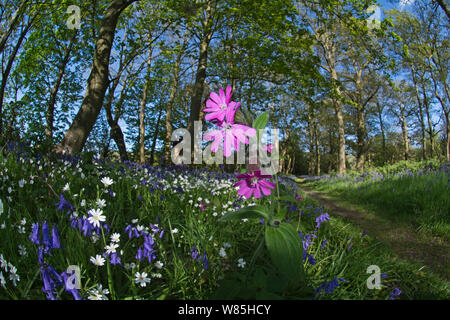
top-left (233, 170), bottom-right (276, 199)
top-left (203, 123), bottom-right (256, 157)
top-left (203, 87), bottom-right (256, 157)
top-left (203, 86), bottom-right (239, 124)
top-left (263, 144), bottom-right (274, 153)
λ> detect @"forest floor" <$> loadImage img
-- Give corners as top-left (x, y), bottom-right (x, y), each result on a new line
top-left (297, 180), bottom-right (450, 280)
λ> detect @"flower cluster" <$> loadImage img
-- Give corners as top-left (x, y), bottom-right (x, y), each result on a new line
top-left (315, 277), bottom-right (346, 295)
top-left (202, 87), bottom-right (275, 199)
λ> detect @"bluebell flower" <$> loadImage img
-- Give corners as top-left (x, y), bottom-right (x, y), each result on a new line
top-left (60, 270), bottom-right (83, 300)
top-left (30, 222), bottom-right (40, 244)
top-left (41, 221), bottom-right (51, 247)
top-left (315, 213), bottom-right (330, 228)
top-left (389, 288), bottom-right (402, 300)
top-left (202, 252), bottom-right (209, 270)
top-left (191, 247), bottom-right (200, 261)
top-left (51, 225), bottom-right (61, 249)
top-left (315, 277), bottom-right (346, 295)
top-left (136, 247), bottom-right (144, 261)
top-left (110, 252), bottom-right (122, 266)
top-left (56, 194), bottom-right (74, 212)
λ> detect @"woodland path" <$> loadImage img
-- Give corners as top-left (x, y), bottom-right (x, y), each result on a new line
top-left (296, 181), bottom-right (449, 280)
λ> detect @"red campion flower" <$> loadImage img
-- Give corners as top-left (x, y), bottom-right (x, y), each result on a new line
top-left (233, 170), bottom-right (276, 199)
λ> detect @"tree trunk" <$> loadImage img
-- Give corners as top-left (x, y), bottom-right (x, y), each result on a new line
top-left (0, 0), bottom-right (29, 55)
top-left (105, 90), bottom-right (129, 162)
top-left (307, 112), bottom-right (315, 176)
top-left (400, 108), bottom-right (409, 161)
top-left (435, 0), bottom-right (450, 19)
top-left (163, 35), bottom-right (186, 164)
top-left (421, 80), bottom-right (434, 158)
top-left (187, 3), bottom-right (213, 148)
top-left (314, 121), bottom-right (320, 176)
top-left (335, 103), bottom-right (346, 175)
top-left (150, 106), bottom-right (163, 165)
top-left (45, 31), bottom-right (78, 141)
top-left (376, 102), bottom-right (386, 164)
top-left (55, 0), bottom-right (137, 155)
top-left (0, 17), bottom-right (33, 135)
top-left (139, 44), bottom-right (152, 164)
top-left (355, 106), bottom-right (367, 172)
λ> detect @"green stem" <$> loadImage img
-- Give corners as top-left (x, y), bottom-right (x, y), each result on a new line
top-left (101, 227), bottom-right (115, 300)
top-left (275, 174), bottom-right (281, 217)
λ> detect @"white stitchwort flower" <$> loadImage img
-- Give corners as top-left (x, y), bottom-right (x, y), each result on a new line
top-left (171, 228), bottom-right (179, 234)
top-left (63, 183), bottom-right (70, 192)
top-left (96, 199), bottom-right (106, 208)
top-left (18, 245), bottom-right (27, 257)
top-left (223, 242), bottom-right (232, 248)
top-left (124, 262), bottom-right (136, 271)
top-left (90, 254), bottom-right (105, 267)
top-left (88, 209), bottom-right (105, 228)
top-left (154, 261), bottom-right (164, 269)
top-left (219, 247), bottom-right (227, 258)
top-left (101, 177), bottom-right (114, 187)
top-left (105, 243), bottom-right (119, 255)
top-left (135, 272), bottom-right (151, 287)
top-left (110, 233), bottom-right (120, 243)
top-left (237, 258), bottom-right (246, 268)
top-left (91, 234), bottom-right (99, 243)
top-left (88, 284), bottom-right (109, 300)
top-left (0, 272), bottom-right (5, 288)
top-left (9, 266), bottom-right (19, 286)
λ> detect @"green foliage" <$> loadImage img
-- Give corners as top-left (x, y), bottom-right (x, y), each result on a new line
top-left (265, 222), bottom-right (306, 287)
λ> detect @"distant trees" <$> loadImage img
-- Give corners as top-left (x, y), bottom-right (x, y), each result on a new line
top-left (0, 0), bottom-right (447, 172)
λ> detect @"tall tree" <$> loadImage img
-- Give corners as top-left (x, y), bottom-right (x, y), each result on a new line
top-left (55, 0), bottom-right (138, 155)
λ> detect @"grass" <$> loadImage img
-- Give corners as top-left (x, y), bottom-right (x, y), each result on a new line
top-left (0, 145), bottom-right (448, 300)
top-left (301, 166), bottom-right (450, 241)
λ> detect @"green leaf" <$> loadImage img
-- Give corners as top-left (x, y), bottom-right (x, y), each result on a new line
top-left (265, 223), bottom-right (305, 286)
top-left (252, 112), bottom-right (269, 130)
top-left (219, 205), bottom-right (270, 222)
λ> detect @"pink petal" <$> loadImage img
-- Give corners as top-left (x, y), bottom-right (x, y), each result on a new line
top-left (203, 129), bottom-right (221, 141)
top-left (259, 183), bottom-right (273, 196)
top-left (242, 186), bottom-right (253, 199)
top-left (253, 185), bottom-right (262, 198)
top-left (225, 105), bottom-right (236, 124)
top-left (209, 92), bottom-right (221, 105)
top-left (205, 99), bottom-right (220, 110)
top-left (259, 180), bottom-right (276, 189)
top-left (225, 86), bottom-right (233, 104)
top-left (223, 131), bottom-right (233, 157)
top-left (205, 111), bottom-right (225, 122)
top-left (233, 180), bottom-right (247, 187)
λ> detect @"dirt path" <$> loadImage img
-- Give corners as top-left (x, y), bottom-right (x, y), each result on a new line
top-left (300, 184), bottom-right (450, 280)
